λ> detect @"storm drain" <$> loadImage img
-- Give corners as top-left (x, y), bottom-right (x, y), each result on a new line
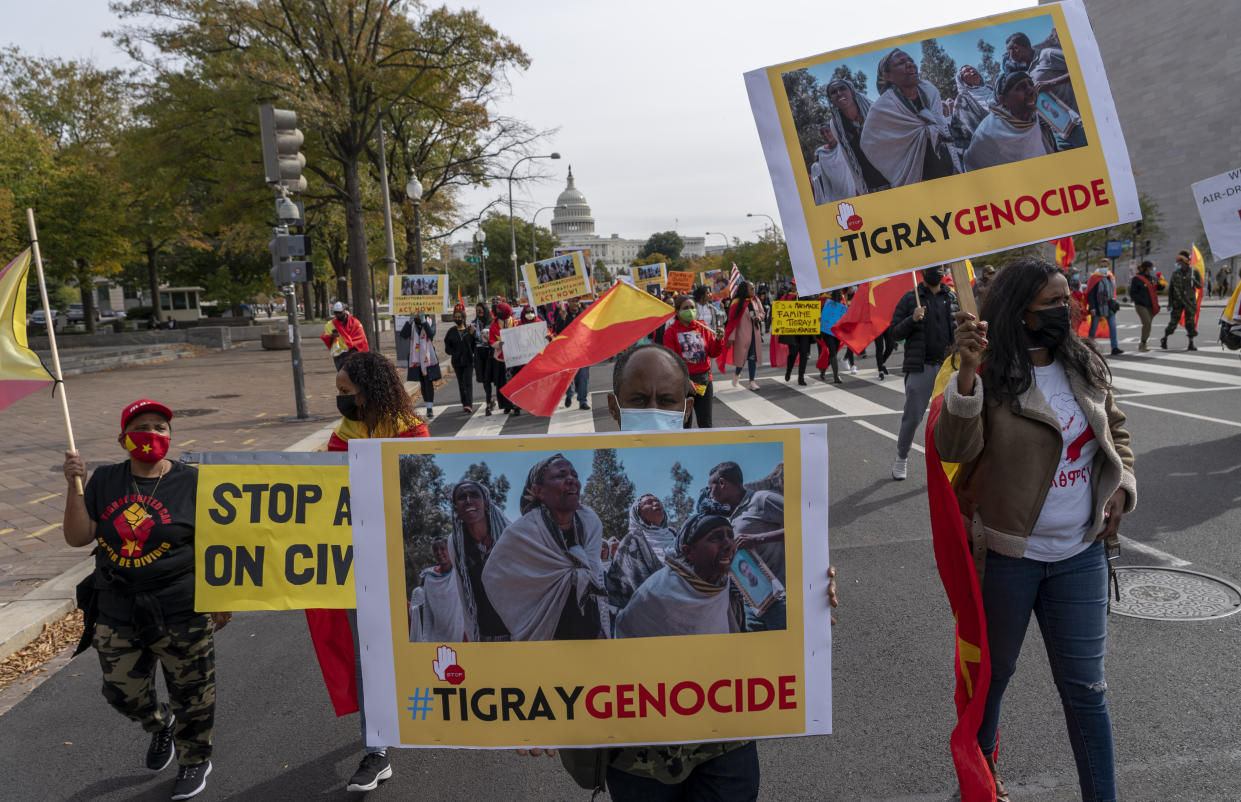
top-left (1111, 567), bottom-right (1241, 621)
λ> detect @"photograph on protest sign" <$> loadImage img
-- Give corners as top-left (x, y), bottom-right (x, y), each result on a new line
top-left (701, 268), bottom-right (729, 300)
top-left (522, 250), bottom-right (590, 306)
top-left (348, 427), bottom-right (830, 748)
top-left (632, 263), bottom-right (668, 295)
top-left (771, 300), bottom-right (822, 335)
top-left (666, 270), bottom-right (695, 293)
top-left (497, 320), bottom-right (549, 367)
top-left (1192, 167), bottom-right (1241, 260)
top-left (744, 1), bottom-right (1139, 295)
top-left (553, 246), bottom-right (595, 294)
top-left (390, 273), bottom-right (450, 316)
top-left (193, 456), bottom-right (353, 612)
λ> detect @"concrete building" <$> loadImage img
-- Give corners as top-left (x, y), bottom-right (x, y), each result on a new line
top-left (1051, 0), bottom-right (1241, 272)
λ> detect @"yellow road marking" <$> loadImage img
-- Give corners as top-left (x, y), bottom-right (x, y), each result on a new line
top-left (178, 439), bottom-right (197, 447)
top-left (254, 412), bottom-right (267, 418)
top-left (213, 440), bottom-right (226, 444)
top-left (0, 528), bottom-right (13, 536)
top-left (26, 523), bottom-right (59, 539)
top-left (29, 493), bottom-right (61, 504)
top-left (242, 438), bottom-right (256, 445)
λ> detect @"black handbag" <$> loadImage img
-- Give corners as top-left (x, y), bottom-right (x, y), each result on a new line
top-left (1107, 298), bottom-right (1120, 314)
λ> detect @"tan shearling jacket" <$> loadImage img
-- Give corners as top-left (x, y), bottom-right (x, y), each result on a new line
top-left (934, 367), bottom-right (1137, 558)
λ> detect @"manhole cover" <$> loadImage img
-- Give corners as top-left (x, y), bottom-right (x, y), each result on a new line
top-left (1111, 567), bottom-right (1241, 621)
top-left (171, 408), bottom-right (217, 417)
top-left (207, 394), bottom-right (241, 399)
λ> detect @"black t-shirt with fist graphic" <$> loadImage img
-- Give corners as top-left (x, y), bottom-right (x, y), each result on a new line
top-left (85, 461), bottom-right (198, 624)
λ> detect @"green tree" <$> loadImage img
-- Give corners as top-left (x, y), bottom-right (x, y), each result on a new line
top-left (830, 65), bottom-right (868, 96)
top-left (398, 454), bottom-right (452, 593)
top-left (977, 39), bottom-right (1001, 87)
top-left (581, 449), bottom-right (635, 544)
top-left (457, 463), bottom-right (510, 511)
top-left (112, 0), bottom-right (532, 338)
top-left (639, 231), bottom-right (684, 262)
top-left (920, 38), bottom-right (958, 101)
top-left (477, 211), bottom-right (558, 300)
top-left (781, 68), bottom-right (831, 172)
top-left (662, 462), bottom-right (695, 528)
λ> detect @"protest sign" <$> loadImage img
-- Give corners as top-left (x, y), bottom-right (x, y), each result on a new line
top-left (522, 251), bottom-right (590, 306)
top-left (1192, 167), bottom-right (1241, 260)
top-left (744, 1), bottom-right (1139, 294)
top-left (666, 270), bottom-right (695, 293)
top-left (772, 300), bottom-right (822, 335)
top-left (391, 274), bottom-right (450, 316)
top-left (632, 262), bottom-right (668, 295)
top-left (194, 456), bottom-right (353, 611)
top-left (553, 247), bottom-right (595, 295)
top-left (700, 269), bottom-right (729, 300)
top-left (349, 427), bottom-right (831, 748)
top-left (498, 320), bottom-right (549, 367)
top-left (820, 299), bottom-right (848, 332)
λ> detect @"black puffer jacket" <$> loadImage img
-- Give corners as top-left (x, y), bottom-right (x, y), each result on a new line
top-left (890, 284), bottom-right (958, 372)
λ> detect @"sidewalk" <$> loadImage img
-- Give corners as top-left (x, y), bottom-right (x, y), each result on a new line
top-left (0, 338), bottom-right (353, 660)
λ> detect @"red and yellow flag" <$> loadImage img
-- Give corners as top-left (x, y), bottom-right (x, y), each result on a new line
top-left (502, 282), bottom-right (672, 416)
top-left (925, 359), bottom-right (995, 802)
top-left (830, 272), bottom-right (910, 354)
top-left (0, 250), bottom-right (54, 412)
top-left (1053, 236), bottom-right (1075, 269)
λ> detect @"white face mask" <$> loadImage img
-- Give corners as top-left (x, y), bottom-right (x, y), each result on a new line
top-left (619, 406), bottom-right (686, 431)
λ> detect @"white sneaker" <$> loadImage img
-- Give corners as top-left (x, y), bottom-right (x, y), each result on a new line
top-left (748, 380), bottom-right (760, 391)
top-left (892, 458), bottom-right (908, 481)
top-left (732, 373), bottom-right (740, 388)
top-left (849, 364), bottom-right (858, 375)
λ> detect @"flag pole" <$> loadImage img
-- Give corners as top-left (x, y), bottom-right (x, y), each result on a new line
top-left (912, 269), bottom-right (923, 309)
top-left (26, 208), bottom-right (82, 495)
top-left (950, 261), bottom-right (977, 318)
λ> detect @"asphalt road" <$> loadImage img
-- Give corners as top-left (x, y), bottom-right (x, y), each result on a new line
top-left (1, 306), bottom-right (1238, 801)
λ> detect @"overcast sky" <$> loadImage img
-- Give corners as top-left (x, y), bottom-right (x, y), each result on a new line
top-left (8, 0), bottom-right (1025, 244)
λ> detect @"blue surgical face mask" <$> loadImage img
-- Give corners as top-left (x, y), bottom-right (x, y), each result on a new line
top-left (619, 406), bottom-right (686, 431)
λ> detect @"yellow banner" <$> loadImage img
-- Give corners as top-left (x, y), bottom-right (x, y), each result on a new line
top-left (632, 262), bottom-right (667, 294)
top-left (348, 427), bottom-right (832, 748)
top-left (391, 274), bottom-right (449, 316)
top-left (194, 464), bottom-right (354, 611)
top-left (771, 300), bottom-right (821, 335)
top-left (522, 251), bottom-right (590, 306)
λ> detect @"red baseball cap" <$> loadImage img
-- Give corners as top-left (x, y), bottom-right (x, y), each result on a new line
top-left (121, 399), bottom-right (174, 430)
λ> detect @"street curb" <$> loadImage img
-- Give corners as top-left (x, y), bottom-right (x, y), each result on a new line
top-left (0, 557), bottom-right (93, 662)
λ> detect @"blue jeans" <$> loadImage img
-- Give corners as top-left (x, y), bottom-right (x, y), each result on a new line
top-left (734, 340), bottom-right (757, 381)
top-left (978, 541), bottom-right (1115, 801)
top-left (565, 366), bottom-right (590, 404)
top-left (606, 741), bottom-right (759, 802)
top-left (1089, 309), bottom-right (1119, 351)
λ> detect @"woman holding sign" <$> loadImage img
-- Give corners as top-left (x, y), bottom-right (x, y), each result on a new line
top-left (313, 352), bottom-right (429, 792)
top-left (62, 399), bottom-right (228, 801)
top-left (935, 259), bottom-right (1134, 801)
top-left (663, 295), bottom-right (723, 427)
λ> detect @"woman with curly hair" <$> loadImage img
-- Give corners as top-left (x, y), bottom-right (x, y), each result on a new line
top-left (310, 351), bottom-right (428, 793)
top-left (935, 259), bottom-right (1135, 801)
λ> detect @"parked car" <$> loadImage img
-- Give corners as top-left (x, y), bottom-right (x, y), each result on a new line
top-left (29, 309), bottom-right (57, 326)
top-left (99, 308), bottom-right (127, 321)
top-left (66, 304), bottom-right (87, 322)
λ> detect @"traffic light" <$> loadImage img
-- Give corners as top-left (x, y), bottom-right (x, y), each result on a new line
top-left (1143, 239), bottom-right (1151, 256)
top-left (1133, 220), bottom-right (1143, 238)
top-left (270, 231), bottom-right (312, 284)
top-left (259, 105), bottom-right (307, 193)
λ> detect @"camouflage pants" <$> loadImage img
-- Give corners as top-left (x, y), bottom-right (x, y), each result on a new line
top-left (94, 614), bottom-right (216, 765)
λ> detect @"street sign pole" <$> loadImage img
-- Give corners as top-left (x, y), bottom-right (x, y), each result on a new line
top-left (283, 278), bottom-right (309, 420)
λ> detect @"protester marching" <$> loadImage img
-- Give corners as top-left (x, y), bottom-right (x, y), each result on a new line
top-left (6, 1), bottom-right (1241, 800)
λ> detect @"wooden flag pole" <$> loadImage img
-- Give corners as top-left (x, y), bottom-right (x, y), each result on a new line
top-left (26, 208), bottom-right (82, 495)
top-left (950, 260), bottom-right (978, 318)
top-left (912, 269), bottom-right (923, 309)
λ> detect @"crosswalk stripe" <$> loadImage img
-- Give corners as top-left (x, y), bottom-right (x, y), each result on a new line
top-left (1110, 359), bottom-right (1241, 386)
top-left (457, 408), bottom-right (508, 438)
top-left (1137, 350), bottom-right (1240, 368)
top-left (713, 383), bottom-right (803, 424)
top-left (1109, 374), bottom-right (1184, 395)
top-left (788, 378), bottom-right (898, 416)
top-left (855, 419), bottom-right (926, 454)
top-left (547, 408), bottom-right (597, 434)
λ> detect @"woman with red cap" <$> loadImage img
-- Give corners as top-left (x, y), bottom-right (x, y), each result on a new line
top-left (62, 399), bottom-right (228, 801)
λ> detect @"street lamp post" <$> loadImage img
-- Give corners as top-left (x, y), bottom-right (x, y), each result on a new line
top-left (405, 173), bottom-right (424, 274)
top-left (746, 212), bottom-right (781, 238)
top-left (474, 228), bottom-right (487, 300)
top-left (508, 153), bottom-right (561, 298)
top-left (531, 204), bottom-right (567, 264)
top-left (706, 231), bottom-right (730, 250)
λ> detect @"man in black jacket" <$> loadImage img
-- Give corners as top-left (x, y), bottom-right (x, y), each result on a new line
top-left (888, 266), bottom-right (958, 480)
top-left (1128, 260), bottom-right (1159, 352)
top-left (557, 297), bottom-right (593, 410)
top-left (443, 304), bottom-right (476, 413)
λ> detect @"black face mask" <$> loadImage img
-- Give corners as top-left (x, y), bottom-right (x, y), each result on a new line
top-left (336, 393), bottom-right (363, 421)
top-left (923, 268), bottom-right (943, 286)
top-left (1028, 305), bottom-right (1071, 349)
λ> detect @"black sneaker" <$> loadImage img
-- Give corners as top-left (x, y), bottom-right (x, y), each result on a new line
top-left (1187, 340), bottom-right (1197, 351)
top-left (170, 760), bottom-right (211, 800)
top-left (1110, 348), bottom-right (1124, 356)
top-left (147, 715), bottom-right (176, 771)
top-left (579, 403), bottom-right (590, 411)
top-left (564, 396), bottom-right (572, 408)
top-left (347, 753), bottom-right (393, 792)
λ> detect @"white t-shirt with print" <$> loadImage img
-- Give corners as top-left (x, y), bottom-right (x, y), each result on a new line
top-left (1025, 359), bottom-right (1099, 562)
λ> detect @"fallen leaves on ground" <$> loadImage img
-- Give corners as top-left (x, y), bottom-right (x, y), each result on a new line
top-left (0, 609), bottom-right (84, 694)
